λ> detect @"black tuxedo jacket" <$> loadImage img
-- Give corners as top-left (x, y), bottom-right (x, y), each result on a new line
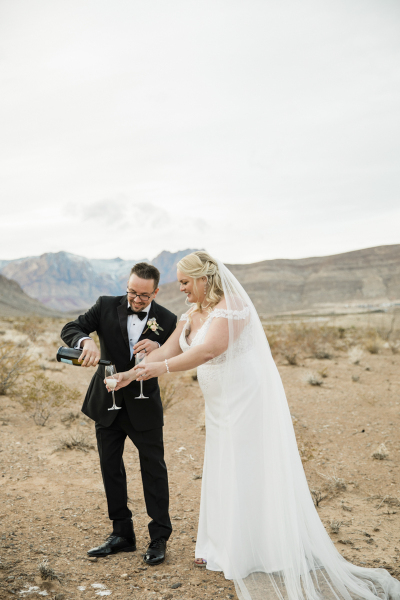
top-left (61, 296), bottom-right (177, 430)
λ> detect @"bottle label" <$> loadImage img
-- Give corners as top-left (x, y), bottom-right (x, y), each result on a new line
top-left (60, 358), bottom-right (73, 365)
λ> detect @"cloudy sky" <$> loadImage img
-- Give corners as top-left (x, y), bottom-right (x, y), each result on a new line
top-left (1, 0), bottom-right (399, 264)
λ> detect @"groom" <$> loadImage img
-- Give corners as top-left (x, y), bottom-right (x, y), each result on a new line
top-left (61, 262), bottom-right (177, 565)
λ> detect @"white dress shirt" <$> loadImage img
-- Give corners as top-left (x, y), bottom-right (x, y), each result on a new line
top-left (127, 301), bottom-right (151, 359)
top-left (76, 301), bottom-right (155, 360)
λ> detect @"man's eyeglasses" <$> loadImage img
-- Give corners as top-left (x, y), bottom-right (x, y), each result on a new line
top-left (126, 289), bottom-right (155, 302)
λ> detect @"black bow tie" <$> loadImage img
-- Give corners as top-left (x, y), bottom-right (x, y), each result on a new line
top-left (127, 307), bottom-right (148, 320)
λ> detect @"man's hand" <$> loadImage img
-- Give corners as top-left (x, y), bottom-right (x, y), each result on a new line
top-left (79, 339), bottom-right (100, 367)
top-left (133, 339), bottom-right (159, 355)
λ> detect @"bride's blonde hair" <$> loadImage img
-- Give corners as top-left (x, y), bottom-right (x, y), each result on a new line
top-left (177, 251), bottom-right (224, 314)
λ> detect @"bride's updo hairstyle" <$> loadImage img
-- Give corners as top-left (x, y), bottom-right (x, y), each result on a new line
top-left (177, 251), bottom-right (224, 313)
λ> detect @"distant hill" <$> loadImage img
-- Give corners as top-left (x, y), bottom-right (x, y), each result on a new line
top-left (157, 245), bottom-right (400, 317)
top-left (0, 249), bottom-right (198, 312)
top-left (1, 245), bottom-right (399, 317)
top-left (0, 274), bottom-right (62, 318)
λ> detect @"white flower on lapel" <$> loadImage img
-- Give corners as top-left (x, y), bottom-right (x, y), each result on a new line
top-left (146, 317), bottom-right (164, 336)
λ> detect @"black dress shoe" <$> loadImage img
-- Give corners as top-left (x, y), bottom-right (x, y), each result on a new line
top-left (144, 538), bottom-right (167, 565)
top-left (88, 534), bottom-right (136, 557)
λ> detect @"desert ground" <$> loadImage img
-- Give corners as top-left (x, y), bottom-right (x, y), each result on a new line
top-left (0, 310), bottom-right (400, 600)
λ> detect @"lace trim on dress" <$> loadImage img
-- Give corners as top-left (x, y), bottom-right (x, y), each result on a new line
top-left (210, 307), bottom-right (250, 320)
top-left (180, 306), bottom-right (249, 323)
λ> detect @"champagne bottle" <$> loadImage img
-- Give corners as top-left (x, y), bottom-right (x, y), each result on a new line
top-left (56, 346), bottom-right (112, 367)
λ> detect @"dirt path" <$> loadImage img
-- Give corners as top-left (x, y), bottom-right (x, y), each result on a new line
top-left (0, 318), bottom-right (399, 599)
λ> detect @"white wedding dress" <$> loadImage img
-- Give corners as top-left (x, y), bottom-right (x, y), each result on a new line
top-left (178, 260), bottom-right (400, 600)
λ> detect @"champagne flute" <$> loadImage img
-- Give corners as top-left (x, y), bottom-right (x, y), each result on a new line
top-left (105, 364), bottom-right (122, 410)
top-left (135, 351), bottom-right (149, 399)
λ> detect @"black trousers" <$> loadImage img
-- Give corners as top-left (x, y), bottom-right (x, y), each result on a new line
top-left (95, 402), bottom-right (172, 541)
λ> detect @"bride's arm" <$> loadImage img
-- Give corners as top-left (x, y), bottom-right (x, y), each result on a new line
top-left (109, 321), bottom-right (185, 390)
top-left (142, 321), bottom-right (185, 363)
top-left (133, 317), bottom-right (229, 380)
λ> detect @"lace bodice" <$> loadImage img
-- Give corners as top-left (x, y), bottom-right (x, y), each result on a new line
top-left (179, 306), bottom-right (250, 365)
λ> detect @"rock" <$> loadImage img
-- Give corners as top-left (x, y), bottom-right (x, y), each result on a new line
top-left (86, 556), bottom-right (98, 562)
top-left (120, 573), bottom-right (128, 579)
top-left (171, 582), bottom-right (182, 589)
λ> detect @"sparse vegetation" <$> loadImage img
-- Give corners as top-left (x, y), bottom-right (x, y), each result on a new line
top-left (16, 373), bottom-right (80, 426)
top-left (305, 372), bottom-right (323, 386)
top-left (311, 489), bottom-right (327, 507)
top-left (329, 520), bottom-right (343, 534)
top-left (56, 430), bottom-right (95, 453)
top-left (372, 443), bottom-right (389, 460)
top-left (348, 347), bottom-right (363, 365)
top-left (0, 340), bottom-right (33, 395)
top-left (39, 558), bottom-right (61, 582)
top-left (13, 318), bottom-right (47, 342)
top-left (159, 377), bottom-right (176, 411)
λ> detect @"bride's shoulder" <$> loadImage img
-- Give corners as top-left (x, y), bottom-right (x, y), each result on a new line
top-left (179, 307), bottom-right (196, 322)
top-left (211, 297), bottom-right (250, 319)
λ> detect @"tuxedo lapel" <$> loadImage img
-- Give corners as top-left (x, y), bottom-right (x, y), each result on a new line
top-left (117, 296), bottom-right (130, 349)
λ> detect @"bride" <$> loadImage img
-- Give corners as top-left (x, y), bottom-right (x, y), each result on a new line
top-left (110, 251), bottom-right (400, 600)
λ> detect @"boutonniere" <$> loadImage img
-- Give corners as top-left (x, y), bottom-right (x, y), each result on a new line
top-left (146, 318), bottom-right (164, 335)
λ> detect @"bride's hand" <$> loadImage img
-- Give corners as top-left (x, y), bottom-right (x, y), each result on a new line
top-left (104, 371), bottom-right (133, 392)
top-left (134, 362), bottom-right (166, 381)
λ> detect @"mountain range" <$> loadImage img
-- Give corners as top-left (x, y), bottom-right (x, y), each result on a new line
top-left (0, 249), bottom-right (197, 312)
top-left (157, 244), bottom-right (400, 317)
top-left (0, 244), bottom-right (399, 318)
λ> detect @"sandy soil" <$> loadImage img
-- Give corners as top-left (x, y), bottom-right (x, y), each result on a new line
top-left (0, 316), bottom-right (400, 599)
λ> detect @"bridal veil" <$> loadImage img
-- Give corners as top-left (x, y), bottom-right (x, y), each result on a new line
top-left (213, 259), bottom-right (400, 600)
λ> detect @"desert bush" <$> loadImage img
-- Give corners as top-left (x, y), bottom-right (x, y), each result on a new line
top-left (284, 351), bottom-right (298, 366)
top-left (39, 559), bottom-right (61, 582)
top-left (266, 322), bottom-right (345, 362)
top-left (366, 340), bottom-right (381, 354)
top-left (305, 372), bottom-right (323, 386)
top-left (326, 474), bottom-right (347, 492)
top-left (372, 443), bottom-right (389, 460)
top-left (329, 520), bottom-right (343, 534)
top-left (311, 489), bottom-right (327, 507)
top-left (60, 411), bottom-right (80, 426)
top-left (56, 431), bottom-right (94, 453)
top-left (159, 377), bottom-right (176, 411)
top-left (16, 373), bottom-right (80, 426)
top-left (348, 347), bottom-right (363, 365)
top-left (13, 318), bottom-right (46, 342)
top-left (0, 340), bottom-right (33, 395)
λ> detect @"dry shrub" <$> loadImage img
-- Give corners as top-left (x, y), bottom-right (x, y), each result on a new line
top-left (57, 431), bottom-right (94, 453)
top-left (348, 347), bottom-right (364, 365)
top-left (305, 372), bottom-right (323, 386)
top-left (159, 377), bottom-right (176, 411)
top-left (372, 443), bottom-right (389, 460)
top-left (266, 322), bottom-right (344, 362)
top-left (323, 474), bottom-right (347, 493)
top-left (329, 520), bottom-right (343, 534)
top-left (39, 559), bottom-right (61, 582)
top-left (13, 318), bottom-right (46, 342)
top-left (60, 411), bottom-right (80, 426)
top-left (16, 373), bottom-right (80, 426)
top-left (311, 489), bottom-right (327, 507)
top-left (366, 340), bottom-right (381, 354)
top-left (0, 340), bottom-right (33, 395)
